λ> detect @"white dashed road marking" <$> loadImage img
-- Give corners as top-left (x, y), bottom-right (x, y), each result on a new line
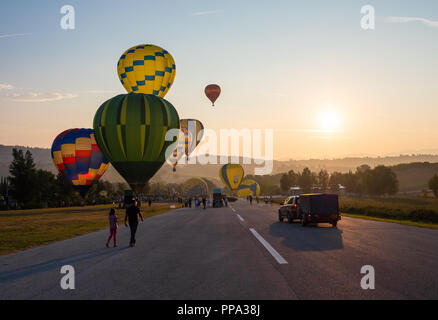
top-left (249, 228), bottom-right (288, 264)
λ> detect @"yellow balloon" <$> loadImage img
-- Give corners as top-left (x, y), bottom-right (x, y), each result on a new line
top-left (219, 164), bottom-right (244, 191)
top-left (117, 44), bottom-right (176, 97)
top-left (237, 179), bottom-right (260, 197)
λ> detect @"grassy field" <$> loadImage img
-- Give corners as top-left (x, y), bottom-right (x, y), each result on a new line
top-left (271, 196), bottom-right (438, 229)
top-left (0, 203), bottom-right (181, 256)
top-left (340, 196), bottom-right (438, 227)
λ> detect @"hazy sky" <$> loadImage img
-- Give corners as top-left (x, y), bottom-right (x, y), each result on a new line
top-left (0, 0), bottom-right (437, 160)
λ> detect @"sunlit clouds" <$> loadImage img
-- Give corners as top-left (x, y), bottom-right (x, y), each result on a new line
top-left (384, 16), bottom-right (438, 28)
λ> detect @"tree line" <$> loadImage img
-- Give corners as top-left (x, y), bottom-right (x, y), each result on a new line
top-left (279, 165), bottom-right (399, 196)
top-left (0, 148), bottom-right (220, 210)
top-left (0, 149), bottom-right (131, 209)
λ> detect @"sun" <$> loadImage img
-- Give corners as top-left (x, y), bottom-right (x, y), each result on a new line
top-left (318, 108), bottom-right (341, 132)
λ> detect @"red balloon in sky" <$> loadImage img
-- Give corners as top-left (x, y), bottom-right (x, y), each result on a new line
top-left (205, 84), bottom-right (221, 106)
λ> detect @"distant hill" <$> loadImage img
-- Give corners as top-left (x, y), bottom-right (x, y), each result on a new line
top-left (392, 162), bottom-right (438, 193)
top-left (1, 144), bottom-right (438, 193)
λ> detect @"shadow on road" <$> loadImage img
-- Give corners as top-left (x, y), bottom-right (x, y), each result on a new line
top-left (0, 247), bottom-right (126, 283)
top-left (269, 222), bottom-right (344, 251)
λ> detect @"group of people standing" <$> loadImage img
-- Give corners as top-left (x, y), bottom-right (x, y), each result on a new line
top-left (246, 195), bottom-right (274, 205)
top-left (184, 197), bottom-right (209, 209)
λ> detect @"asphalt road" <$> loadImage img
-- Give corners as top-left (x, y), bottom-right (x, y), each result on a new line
top-left (1, 199), bottom-right (438, 300)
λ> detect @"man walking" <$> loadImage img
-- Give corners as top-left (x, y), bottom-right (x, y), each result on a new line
top-left (124, 199), bottom-right (143, 247)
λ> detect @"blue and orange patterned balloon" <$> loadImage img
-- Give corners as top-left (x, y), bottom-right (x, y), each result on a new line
top-left (51, 128), bottom-right (110, 197)
top-left (168, 119), bottom-right (204, 172)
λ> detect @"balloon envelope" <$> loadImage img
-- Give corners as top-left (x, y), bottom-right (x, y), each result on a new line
top-left (180, 119), bottom-right (204, 157)
top-left (205, 84), bottom-right (221, 106)
top-left (93, 93), bottom-right (180, 192)
top-left (51, 128), bottom-right (110, 197)
top-left (170, 128), bottom-right (188, 171)
top-left (219, 164), bottom-right (244, 192)
top-left (237, 179), bottom-right (260, 197)
top-left (117, 44), bottom-right (176, 98)
top-left (169, 119), bottom-right (204, 171)
top-left (182, 178), bottom-right (209, 197)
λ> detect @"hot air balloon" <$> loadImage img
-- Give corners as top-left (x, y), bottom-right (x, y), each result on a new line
top-left (237, 179), bottom-right (261, 197)
top-left (93, 93), bottom-right (180, 193)
top-left (51, 129), bottom-right (110, 197)
top-left (182, 178), bottom-right (209, 197)
top-left (205, 84), bottom-right (221, 106)
top-left (117, 44), bottom-right (176, 98)
top-left (170, 119), bottom-right (204, 172)
top-left (219, 164), bottom-right (244, 192)
top-left (170, 128), bottom-right (187, 172)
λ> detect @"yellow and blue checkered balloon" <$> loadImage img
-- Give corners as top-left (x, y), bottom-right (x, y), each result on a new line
top-left (117, 44), bottom-right (176, 97)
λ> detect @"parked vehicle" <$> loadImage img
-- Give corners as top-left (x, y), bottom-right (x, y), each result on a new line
top-left (279, 193), bottom-right (341, 227)
top-left (213, 188), bottom-right (223, 208)
top-left (278, 196), bottom-right (299, 223)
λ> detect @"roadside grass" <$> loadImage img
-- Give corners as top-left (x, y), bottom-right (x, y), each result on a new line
top-left (0, 203), bottom-right (181, 256)
top-left (340, 196), bottom-right (438, 225)
top-left (270, 196), bottom-right (438, 229)
top-left (341, 213), bottom-right (438, 230)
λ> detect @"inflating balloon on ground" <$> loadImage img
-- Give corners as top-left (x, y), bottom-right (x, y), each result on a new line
top-left (237, 179), bottom-right (260, 197)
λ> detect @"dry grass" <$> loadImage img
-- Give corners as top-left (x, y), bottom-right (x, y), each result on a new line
top-left (0, 203), bottom-right (181, 256)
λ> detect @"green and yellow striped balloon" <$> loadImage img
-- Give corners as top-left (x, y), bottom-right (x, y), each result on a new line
top-left (93, 93), bottom-right (180, 191)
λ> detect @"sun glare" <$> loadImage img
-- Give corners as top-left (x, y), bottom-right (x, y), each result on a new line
top-left (319, 108), bottom-right (341, 133)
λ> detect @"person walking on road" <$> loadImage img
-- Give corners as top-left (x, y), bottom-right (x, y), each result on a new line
top-left (249, 195), bottom-right (253, 205)
top-left (148, 197), bottom-right (152, 207)
top-left (124, 199), bottom-right (143, 247)
top-left (202, 197), bottom-right (206, 209)
top-left (106, 208), bottom-right (118, 248)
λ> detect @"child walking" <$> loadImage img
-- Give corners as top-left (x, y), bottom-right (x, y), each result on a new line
top-left (106, 208), bottom-right (118, 248)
